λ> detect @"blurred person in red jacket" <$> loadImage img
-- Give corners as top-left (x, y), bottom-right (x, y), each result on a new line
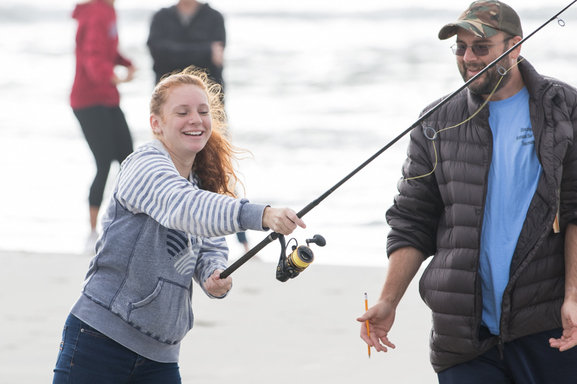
top-left (70, 0), bottom-right (136, 254)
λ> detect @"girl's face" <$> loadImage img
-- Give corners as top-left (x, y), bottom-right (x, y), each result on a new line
top-left (151, 84), bottom-right (212, 165)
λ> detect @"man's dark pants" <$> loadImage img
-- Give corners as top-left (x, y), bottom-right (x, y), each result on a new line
top-left (438, 327), bottom-right (577, 384)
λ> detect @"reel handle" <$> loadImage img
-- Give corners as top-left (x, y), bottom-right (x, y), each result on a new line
top-left (306, 234), bottom-right (326, 247)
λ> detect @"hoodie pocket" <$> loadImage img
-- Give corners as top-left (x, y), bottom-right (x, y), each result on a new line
top-left (128, 278), bottom-right (193, 345)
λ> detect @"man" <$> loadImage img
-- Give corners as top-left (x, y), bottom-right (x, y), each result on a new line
top-left (147, 0), bottom-right (225, 85)
top-left (358, 1), bottom-right (577, 382)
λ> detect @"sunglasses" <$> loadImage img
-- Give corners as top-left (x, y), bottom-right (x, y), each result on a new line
top-left (451, 38), bottom-right (512, 57)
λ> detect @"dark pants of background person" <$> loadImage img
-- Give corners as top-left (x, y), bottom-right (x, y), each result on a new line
top-left (52, 314), bottom-right (182, 384)
top-left (74, 106), bottom-right (133, 207)
top-left (236, 231), bottom-right (247, 243)
top-left (438, 326), bottom-right (577, 384)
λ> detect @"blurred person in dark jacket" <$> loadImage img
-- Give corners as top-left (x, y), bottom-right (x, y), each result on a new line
top-left (147, 0), bottom-right (225, 86)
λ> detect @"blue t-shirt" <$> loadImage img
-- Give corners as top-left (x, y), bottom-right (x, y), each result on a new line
top-left (480, 87), bottom-right (542, 335)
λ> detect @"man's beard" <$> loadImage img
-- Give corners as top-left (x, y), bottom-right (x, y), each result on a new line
top-left (458, 55), bottom-right (512, 96)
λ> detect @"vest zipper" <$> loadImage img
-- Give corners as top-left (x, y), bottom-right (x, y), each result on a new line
top-left (500, 82), bottom-right (557, 334)
top-left (498, 337), bottom-right (505, 360)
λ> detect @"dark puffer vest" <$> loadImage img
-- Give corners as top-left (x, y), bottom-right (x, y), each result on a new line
top-left (386, 58), bottom-right (577, 372)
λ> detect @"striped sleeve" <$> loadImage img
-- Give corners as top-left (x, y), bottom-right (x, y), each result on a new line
top-left (115, 147), bottom-right (263, 237)
top-left (193, 236), bottom-right (230, 299)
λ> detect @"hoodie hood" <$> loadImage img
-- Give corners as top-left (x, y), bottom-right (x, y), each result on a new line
top-left (73, 0), bottom-right (111, 20)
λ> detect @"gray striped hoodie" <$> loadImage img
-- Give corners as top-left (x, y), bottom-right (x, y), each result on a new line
top-left (71, 140), bottom-right (267, 362)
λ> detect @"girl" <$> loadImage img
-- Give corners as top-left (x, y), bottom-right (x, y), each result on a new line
top-left (53, 68), bottom-right (305, 383)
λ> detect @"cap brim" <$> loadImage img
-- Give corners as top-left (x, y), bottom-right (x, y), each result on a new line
top-left (438, 20), bottom-right (498, 40)
top-left (438, 23), bottom-right (460, 40)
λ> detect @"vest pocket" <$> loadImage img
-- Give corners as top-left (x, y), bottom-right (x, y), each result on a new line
top-left (128, 278), bottom-right (193, 345)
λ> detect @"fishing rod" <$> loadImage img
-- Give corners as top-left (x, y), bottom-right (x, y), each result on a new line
top-left (220, 0), bottom-right (577, 280)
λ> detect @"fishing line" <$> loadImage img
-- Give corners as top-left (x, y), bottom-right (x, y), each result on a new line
top-left (404, 57), bottom-right (526, 181)
top-left (220, 0), bottom-right (577, 279)
top-left (403, 13), bottom-right (571, 182)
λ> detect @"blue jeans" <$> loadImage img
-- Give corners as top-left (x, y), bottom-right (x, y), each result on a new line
top-left (438, 327), bottom-right (577, 384)
top-left (52, 314), bottom-right (181, 384)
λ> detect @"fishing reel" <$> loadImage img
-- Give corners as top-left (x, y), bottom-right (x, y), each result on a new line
top-left (276, 234), bottom-right (326, 282)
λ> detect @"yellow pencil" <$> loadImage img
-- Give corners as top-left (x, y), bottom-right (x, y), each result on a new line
top-left (365, 292), bottom-right (371, 358)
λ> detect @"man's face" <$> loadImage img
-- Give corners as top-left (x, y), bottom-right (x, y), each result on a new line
top-left (455, 29), bottom-right (513, 96)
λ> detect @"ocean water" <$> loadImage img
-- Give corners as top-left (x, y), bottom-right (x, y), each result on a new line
top-left (1, 0), bottom-right (577, 268)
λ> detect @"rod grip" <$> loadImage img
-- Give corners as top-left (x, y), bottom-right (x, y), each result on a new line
top-left (219, 232), bottom-right (280, 279)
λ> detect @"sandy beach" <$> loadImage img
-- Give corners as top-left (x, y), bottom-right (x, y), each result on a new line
top-left (0, 250), bottom-right (436, 383)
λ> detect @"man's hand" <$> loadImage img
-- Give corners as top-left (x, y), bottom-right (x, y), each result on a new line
top-left (550, 297), bottom-right (577, 351)
top-left (552, 223), bottom-right (577, 351)
top-left (355, 247), bottom-right (424, 354)
top-left (357, 300), bottom-right (397, 353)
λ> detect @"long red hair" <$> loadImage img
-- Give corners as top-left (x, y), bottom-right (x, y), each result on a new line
top-left (149, 66), bottom-right (241, 197)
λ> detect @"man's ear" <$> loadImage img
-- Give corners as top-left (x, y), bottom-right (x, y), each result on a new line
top-left (510, 35), bottom-right (523, 60)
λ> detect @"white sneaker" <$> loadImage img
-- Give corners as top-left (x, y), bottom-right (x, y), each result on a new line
top-left (84, 231), bottom-right (99, 256)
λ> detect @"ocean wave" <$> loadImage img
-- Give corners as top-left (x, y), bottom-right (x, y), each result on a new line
top-left (0, 5), bottom-right (566, 24)
top-left (234, 128), bottom-right (389, 150)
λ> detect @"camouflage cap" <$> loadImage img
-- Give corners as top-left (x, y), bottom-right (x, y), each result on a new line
top-left (438, 1), bottom-right (523, 40)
